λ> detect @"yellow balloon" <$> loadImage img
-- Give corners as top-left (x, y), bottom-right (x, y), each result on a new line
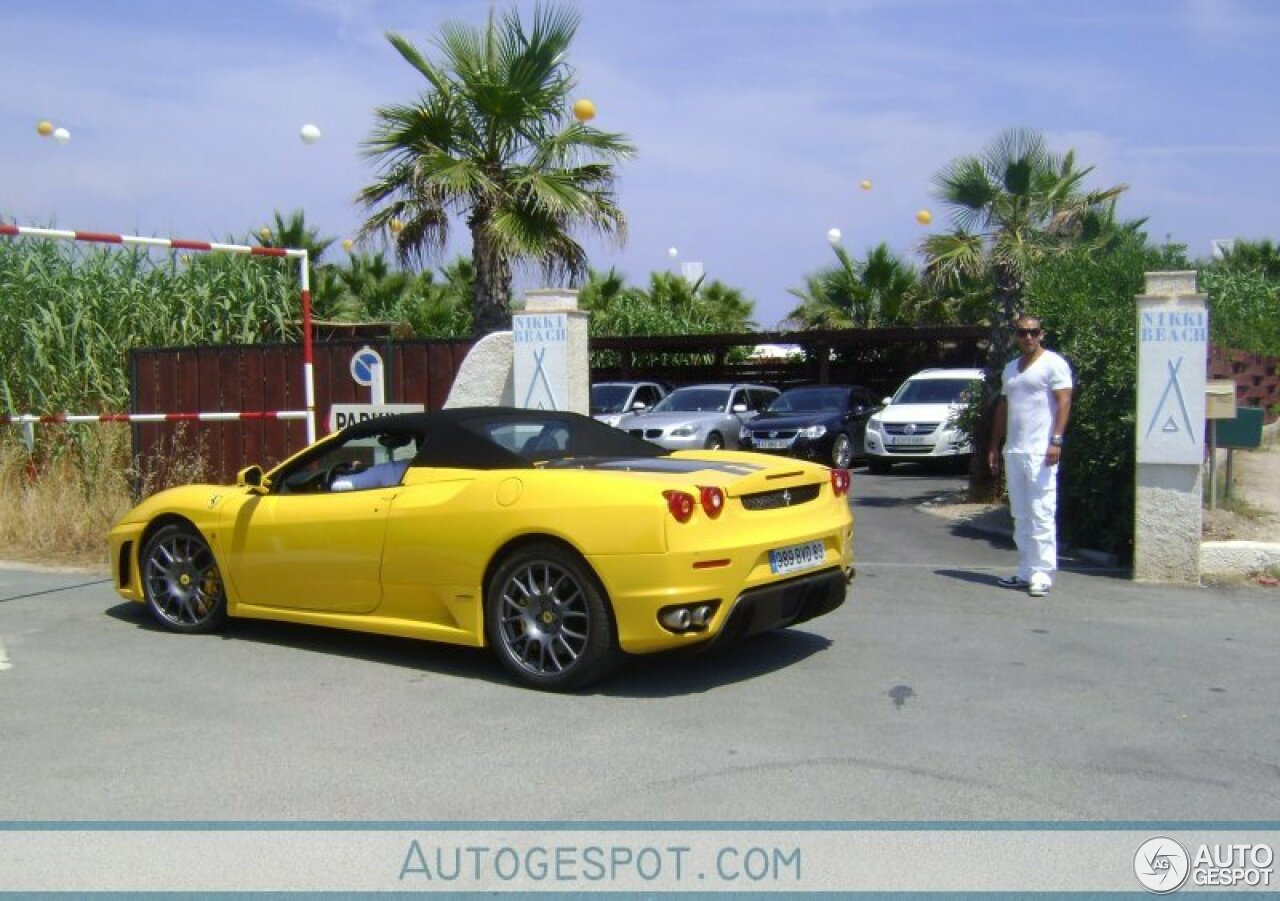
top-left (341, 238), bottom-right (354, 251)
top-left (389, 218), bottom-right (404, 234)
top-left (915, 209), bottom-right (933, 225)
top-left (859, 180), bottom-right (872, 191)
top-left (259, 227), bottom-right (272, 240)
top-left (36, 120), bottom-right (54, 137)
top-left (572, 98), bottom-right (596, 122)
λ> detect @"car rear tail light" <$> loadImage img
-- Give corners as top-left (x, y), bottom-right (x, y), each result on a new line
top-left (663, 490), bottom-right (695, 523)
top-left (698, 485), bottom-right (725, 519)
top-left (830, 468), bottom-right (851, 497)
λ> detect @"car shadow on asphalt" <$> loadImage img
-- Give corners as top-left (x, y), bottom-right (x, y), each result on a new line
top-left (104, 602), bottom-right (833, 695)
top-left (595, 630), bottom-right (833, 698)
top-left (104, 601), bottom-right (511, 686)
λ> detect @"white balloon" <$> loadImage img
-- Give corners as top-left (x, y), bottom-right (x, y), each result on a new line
top-left (53, 127), bottom-right (71, 144)
top-left (827, 227), bottom-right (842, 244)
top-left (668, 246), bottom-right (678, 257)
top-left (300, 123), bottom-right (322, 144)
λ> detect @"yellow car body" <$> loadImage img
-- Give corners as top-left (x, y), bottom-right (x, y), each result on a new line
top-left (109, 408), bottom-right (853, 689)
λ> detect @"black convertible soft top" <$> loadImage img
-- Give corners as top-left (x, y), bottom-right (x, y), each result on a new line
top-left (335, 406), bottom-right (669, 470)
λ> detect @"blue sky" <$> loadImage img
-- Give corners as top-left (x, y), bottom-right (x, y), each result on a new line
top-left (3, 0), bottom-right (1277, 327)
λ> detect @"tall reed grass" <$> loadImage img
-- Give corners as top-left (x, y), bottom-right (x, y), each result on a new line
top-left (0, 237), bottom-right (297, 416)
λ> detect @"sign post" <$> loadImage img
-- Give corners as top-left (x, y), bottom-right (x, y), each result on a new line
top-left (512, 289), bottom-right (589, 414)
top-left (1133, 272), bottom-right (1208, 583)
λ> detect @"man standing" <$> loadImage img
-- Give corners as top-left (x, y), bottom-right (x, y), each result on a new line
top-left (988, 315), bottom-right (1073, 597)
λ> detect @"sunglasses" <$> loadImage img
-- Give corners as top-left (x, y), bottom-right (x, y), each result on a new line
top-left (1014, 327), bottom-right (1042, 337)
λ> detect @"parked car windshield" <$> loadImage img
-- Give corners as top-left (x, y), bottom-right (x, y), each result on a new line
top-left (767, 387), bottom-right (849, 413)
top-left (652, 387), bottom-right (731, 413)
top-left (590, 384), bottom-right (633, 414)
top-left (892, 378), bottom-right (977, 405)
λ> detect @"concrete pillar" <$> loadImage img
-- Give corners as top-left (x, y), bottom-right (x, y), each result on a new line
top-left (1133, 271), bottom-right (1207, 583)
top-left (512, 289), bottom-right (591, 415)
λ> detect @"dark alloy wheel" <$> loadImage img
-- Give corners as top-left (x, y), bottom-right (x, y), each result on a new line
top-left (704, 432), bottom-right (725, 450)
top-left (140, 524), bottom-right (228, 633)
top-left (485, 543), bottom-right (619, 691)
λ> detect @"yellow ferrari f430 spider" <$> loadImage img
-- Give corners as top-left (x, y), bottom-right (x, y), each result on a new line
top-left (109, 408), bottom-right (854, 690)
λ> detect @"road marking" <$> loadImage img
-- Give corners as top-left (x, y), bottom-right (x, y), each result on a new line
top-left (0, 637), bottom-right (10, 671)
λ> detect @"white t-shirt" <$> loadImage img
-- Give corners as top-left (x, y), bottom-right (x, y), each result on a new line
top-left (1001, 349), bottom-right (1073, 454)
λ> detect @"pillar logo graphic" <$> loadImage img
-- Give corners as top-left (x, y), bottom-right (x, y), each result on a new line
top-left (1134, 836), bottom-right (1190, 893)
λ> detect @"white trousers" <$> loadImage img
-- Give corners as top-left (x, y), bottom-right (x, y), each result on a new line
top-left (1003, 451), bottom-right (1058, 582)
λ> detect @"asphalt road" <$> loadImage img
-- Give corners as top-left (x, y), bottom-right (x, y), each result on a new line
top-left (2, 464), bottom-right (1277, 822)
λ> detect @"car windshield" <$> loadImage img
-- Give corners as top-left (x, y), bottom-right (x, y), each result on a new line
top-left (590, 384), bottom-right (632, 414)
top-left (652, 388), bottom-right (731, 413)
top-left (767, 387), bottom-right (849, 413)
top-left (891, 378), bottom-right (977, 405)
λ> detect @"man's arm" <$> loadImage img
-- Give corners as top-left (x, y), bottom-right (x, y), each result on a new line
top-left (987, 397), bottom-right (1007, 474)
top-left (1045, 387), bottom-right (1072, 465)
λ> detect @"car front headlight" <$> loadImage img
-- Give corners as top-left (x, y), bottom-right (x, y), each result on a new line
top-left (669, 426), bottom-right (696, 438)
top-left (867, 417), bottom-right (882, 433)
top-left (797, 424), bottom-right (827, 439)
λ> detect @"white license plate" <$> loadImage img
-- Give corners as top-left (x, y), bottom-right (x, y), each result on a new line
top-left (888, 434), bottom-right (931, 446)
top-left (769, 540), bottom-right (826, 575)
top-left (755, 438), bottom-right (791, 449)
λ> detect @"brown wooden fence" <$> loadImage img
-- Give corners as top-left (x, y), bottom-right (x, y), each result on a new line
top-left (130, 338), bottom-right (473, 484)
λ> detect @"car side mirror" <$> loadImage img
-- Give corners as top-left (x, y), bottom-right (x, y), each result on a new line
top-left (631, 401), bottom-right (647, 411)
top-left (732, 403), bottom-right (749, 413)
top-left (237, 465), bottom-right (269, 494)
top-left (881, 397), bottom-right (892, 406)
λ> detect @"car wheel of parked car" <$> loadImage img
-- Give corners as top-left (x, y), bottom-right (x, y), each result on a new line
top-left (868, 458), bottom-right (892, 475)
top-left (140, 523), bottom-right (228, 633)
top-left (831, 433), bottom-right (854, 469)
top-left (485, 542), bottom-right (620, 691)
top-left (704, 432), bottom-right (725, 450)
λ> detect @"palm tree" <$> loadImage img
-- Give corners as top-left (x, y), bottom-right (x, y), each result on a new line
top-left (357, 5), bottom-right (635, 336)
top-left (785, 242), bottom-right (920, 328)
top-left (925, 128), bottom-right (1127, 351)
top-left (923, 128), bottom-right (1127, 497)
top-left (254, 209), bottom-right (335, 264)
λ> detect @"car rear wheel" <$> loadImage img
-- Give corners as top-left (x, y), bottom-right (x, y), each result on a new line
top-left (704, 432), bottom-right (724, 450)
top-left (140, 524), bottom-right (227, 633)
top-left (831, 433), bottom-right (854, 468)
top-left (485, 543), bottom-right (619, 691)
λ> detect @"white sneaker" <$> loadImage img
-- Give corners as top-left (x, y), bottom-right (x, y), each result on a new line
top-left (998, 575), bottom-right (1029, 588)
top-left (1028, 576), bottom-right (1051, 597)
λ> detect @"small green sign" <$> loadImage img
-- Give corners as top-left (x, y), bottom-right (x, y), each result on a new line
top-left (1213, 406), bottom-right (1264, 449)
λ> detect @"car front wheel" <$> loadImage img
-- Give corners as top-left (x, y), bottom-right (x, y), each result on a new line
top-left (485, 543), bottom-right (620, 691)
top-left (831, 433), bottom-right (854, 468)
top-left (704, 432), bottom-right (724, 450)
top-left (140, 523), bottom-right (227, 633)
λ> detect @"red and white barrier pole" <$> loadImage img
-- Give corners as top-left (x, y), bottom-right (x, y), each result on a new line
top-left (0, 224), bottom-right (318, 442)
top-left (0, 411), bottom-right (308, 425)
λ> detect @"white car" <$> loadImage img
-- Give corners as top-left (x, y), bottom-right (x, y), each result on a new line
top-left (617, 383), bottom-right (779, 450)
top-left (590, 381), bottom-right (668, 428)
top-left (864, 368), bottom-right (984, 473)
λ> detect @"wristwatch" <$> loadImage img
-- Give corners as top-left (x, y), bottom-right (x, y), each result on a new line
top-left (1049, 435), bottom-right (1064, 447)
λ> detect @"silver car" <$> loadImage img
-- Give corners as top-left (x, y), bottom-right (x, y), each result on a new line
top-left (617, 383), bottom-right (779, 450)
